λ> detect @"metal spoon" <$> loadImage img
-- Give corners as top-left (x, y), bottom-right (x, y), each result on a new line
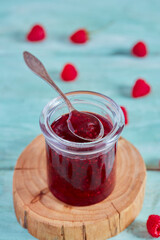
top-left (23, 51), bottom-right (104, 142)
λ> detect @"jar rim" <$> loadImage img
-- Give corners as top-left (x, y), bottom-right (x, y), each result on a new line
top-left (39, 91), bottom-right (124, 149)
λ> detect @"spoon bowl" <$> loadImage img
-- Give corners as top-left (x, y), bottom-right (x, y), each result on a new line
top-left (67, 110), bottom-right (104, 142)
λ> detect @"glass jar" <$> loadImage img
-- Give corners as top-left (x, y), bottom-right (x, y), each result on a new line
top-left (40, 91), bottom-right (124, 206)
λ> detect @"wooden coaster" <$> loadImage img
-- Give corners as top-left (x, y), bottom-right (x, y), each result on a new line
top-left (13, 135), bottom-right (146, 240)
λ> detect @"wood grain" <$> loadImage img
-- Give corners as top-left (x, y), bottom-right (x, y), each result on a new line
top-left (13, 135), bottom-right (146, 240)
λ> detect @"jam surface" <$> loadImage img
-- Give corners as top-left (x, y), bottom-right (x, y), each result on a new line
top-left (46, 112), bottom-right (117, 206)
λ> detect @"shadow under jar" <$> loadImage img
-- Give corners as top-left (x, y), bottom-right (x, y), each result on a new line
top-left (40, 91), bottom-right (124, 206)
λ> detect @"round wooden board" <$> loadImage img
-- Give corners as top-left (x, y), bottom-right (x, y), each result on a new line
top-left (13, 135), bottom-right (146, 240)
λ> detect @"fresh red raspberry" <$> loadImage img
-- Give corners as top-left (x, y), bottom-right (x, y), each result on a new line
top-left (131, 78), bottom-right (151, 98)
top-left (26, 24), bottom-right (46, 42)
top-left (131, 41), bottom-right (148, 57)
top-left (120, 106), bottom-right (128, 125)
top-left (60, 63), bottom-right (78, 81)
top-left (70, 29), bottom-right (88, 44)
top-left (146, 215), bottom-right (160, 238)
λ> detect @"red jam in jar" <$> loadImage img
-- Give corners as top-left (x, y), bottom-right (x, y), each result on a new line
top-left (40, 91), bottom-right (124, 206)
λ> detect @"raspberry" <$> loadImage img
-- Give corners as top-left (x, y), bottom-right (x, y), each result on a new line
top-left (60, 63), bottom-right (78, 81)
top-left (120, 106), bottom-right (128, 125)
top-left (146, 215), bottom-right (160, 238)
top-left (131, 78), bottom-right (151, 98)
top-left (131, 41), bottom-right (148, 57)
top-left (70, 29), bottom-right (88, 44)
top-left (26, 24), bottom-right (46, 42)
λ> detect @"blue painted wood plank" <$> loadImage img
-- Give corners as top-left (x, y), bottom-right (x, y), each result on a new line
top-left (0, 0), bottom-right (160, 239)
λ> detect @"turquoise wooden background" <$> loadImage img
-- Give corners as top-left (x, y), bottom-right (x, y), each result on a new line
top-left (0, 0), bottom-right (160, 239)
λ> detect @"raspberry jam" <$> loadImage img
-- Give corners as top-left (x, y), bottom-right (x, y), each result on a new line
top-left (46, 112), bottom-right (115, 206)
top-left (40, 91), bottom-right (124, 206)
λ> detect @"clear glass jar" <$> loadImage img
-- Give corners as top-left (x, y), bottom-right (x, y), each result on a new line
top-left (40, 91), bottom-right (124, 206)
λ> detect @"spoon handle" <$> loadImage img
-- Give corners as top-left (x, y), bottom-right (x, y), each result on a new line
top-left (23, 51), bottom-right (74, 112)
